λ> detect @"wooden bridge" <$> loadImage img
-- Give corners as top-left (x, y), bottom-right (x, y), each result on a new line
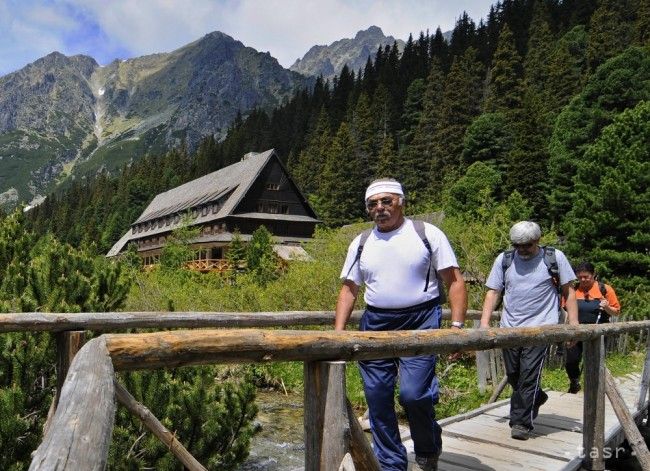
top-left (396, 373), bottom-right (647, 470)
top-left (1, 310), bottom-right (649, 470)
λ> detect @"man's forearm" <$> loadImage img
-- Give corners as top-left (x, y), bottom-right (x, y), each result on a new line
top-left (335, 282), bottom-right (358, 331)
top-left (481, 289), bottom-right (499, 328)
top-left (448, 277), bottom-right (467, 324)
top-left (564, 286), bottom-right (579, 325)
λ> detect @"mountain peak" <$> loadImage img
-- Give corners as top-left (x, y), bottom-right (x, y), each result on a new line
top-left (290, 27), bottom-right (404, 80)
top-left (355, 26), bottom-right (385, 40)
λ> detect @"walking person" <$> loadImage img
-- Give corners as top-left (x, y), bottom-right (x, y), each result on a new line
top-left (480, 221), bottom-right (578, 440)
top-left (565, 261), bottom-right (621, 393)
top-left (335, 178), bottom-right (467, 471)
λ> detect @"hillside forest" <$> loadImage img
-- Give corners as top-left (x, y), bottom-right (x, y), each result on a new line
top-left (1, 0), bottom-right (649, 469)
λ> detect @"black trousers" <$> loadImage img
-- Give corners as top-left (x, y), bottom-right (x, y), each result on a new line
top-left (503, 345), bottom-right (548, 430)
top-left (565, 341), bottom-right (583, 381)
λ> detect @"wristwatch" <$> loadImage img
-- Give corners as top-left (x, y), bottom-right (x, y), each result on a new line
top-left (451, 321), bottom-right (464, 329)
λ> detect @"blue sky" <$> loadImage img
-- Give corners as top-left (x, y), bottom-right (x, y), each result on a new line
top-left (0, 0), bottom-right (497, 76)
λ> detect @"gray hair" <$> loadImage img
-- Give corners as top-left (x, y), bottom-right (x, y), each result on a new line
top-left (510, 221), bottom-right (541, 244)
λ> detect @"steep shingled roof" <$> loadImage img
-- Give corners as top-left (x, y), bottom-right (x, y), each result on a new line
top-left (107, 149), bottom-right (318, 257)
top-left (135, 148), bottom-right (275, 224)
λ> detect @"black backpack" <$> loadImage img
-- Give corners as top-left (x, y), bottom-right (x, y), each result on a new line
top-left (345, 219), bottom-right (446, 303)
top-left (501, 246), bottom-right (560, 293)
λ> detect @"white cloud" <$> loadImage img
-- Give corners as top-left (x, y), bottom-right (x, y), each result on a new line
top-left (0, 0), bottom-right (495, 75)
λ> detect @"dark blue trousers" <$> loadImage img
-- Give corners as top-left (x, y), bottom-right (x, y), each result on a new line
top-left (359, 303), bottom-right (442, 471)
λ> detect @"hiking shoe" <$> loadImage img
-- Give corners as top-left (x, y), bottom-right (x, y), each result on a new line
top-left (511, 424), bottom-right (531, 440)
top-left (533, 390), bottom-right (548, 419)
top-left (415, 454), bottom-right (440, 471)
top-left (568, 379), bottom-right (581, 394)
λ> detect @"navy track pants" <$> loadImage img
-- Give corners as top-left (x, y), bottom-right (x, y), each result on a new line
top-left (359, 303), bottom-right (442, 471)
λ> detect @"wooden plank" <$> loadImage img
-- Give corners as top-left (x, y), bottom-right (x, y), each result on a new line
top-left (0, 309), bottom-right (492, 333)
top-left (605, 368), bottom-right (650, 470)
top-left (436, 435), bottom-right (568, 470)
top-left (114, 380), bottom-right (207, 471)
top-left (29, 337), bottom-right (115, 471)
top-left (443, 415), bottom-right (579, 461)
top-left (104, 322), bottom-right (650, 371)
top-left (583, 337), bottom-right (606, 470)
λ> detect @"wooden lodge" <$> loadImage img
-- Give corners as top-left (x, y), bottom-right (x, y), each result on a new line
top-left (107, 149), bottom-right (319, 268)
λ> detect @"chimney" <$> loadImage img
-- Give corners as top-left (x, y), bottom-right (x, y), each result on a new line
top-left (242, 151), bottom-right (257, 161)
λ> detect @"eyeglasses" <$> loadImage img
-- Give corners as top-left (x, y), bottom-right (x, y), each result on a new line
top-left (366, 197), bottom-right (396, 210)
top-left (512, 243), bottom-right (534, 249)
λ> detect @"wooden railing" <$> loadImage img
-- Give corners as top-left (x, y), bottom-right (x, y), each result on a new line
top-left (0, 312), bottom-right (646, 470)
top-left (182, 258), bottom-right (231, 272)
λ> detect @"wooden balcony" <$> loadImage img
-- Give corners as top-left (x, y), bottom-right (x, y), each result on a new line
top-left (182, 258), bottom-right (231, 273)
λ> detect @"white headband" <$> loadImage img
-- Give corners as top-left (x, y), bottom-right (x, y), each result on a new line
top-left (365, 181), bottom-right (404, 201)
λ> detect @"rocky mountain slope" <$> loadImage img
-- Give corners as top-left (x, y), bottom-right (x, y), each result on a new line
top-left (0, 32), bottom-right (309, 206)
top-left (289, 26), bottom-right (404, 81)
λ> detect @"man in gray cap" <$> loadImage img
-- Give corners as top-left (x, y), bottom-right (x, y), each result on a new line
top-left (480, 221), bottom-right (578, 440)
top-left (335, 178), bottom-right (467, 471)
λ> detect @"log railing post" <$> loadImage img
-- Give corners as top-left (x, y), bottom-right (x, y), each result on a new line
top-left (473, 320), bottom-right (490, 393)
top-left (304, 361), bottom-right (380, 471)
top-left (30, 337), bottom-right (115, 471)
top-left (637, 329), bottom-right (650, 413)
top-left (583, 336), bottom-right (606, 471)
top-left (304, 360), bottom-right (349, 470)
top-left (55, 331), bottom-right (86, 407)
top-left (43, 331), bottom-right (86, 436)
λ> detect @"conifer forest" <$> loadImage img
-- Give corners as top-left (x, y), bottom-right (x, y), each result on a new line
top-left (1, 0), bottom-right (649, 469)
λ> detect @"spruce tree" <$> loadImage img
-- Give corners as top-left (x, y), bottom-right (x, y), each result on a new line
top-left (548, 46), bottom-right (650, 223)
top-left (350, 92), bottom-right (376, 182)
top-left (562, 101), bottom-right (650, 298)
top-left (226, 229), bottom-right (247, 273)
top-left (586, 0), bottom-right (632, 72)
top-left (375, 135), bottom-right (397, 180)
top-left (246, 225), bottom-right (279, 286)
top-left (400, 59), bottom-right (444, 203)
top-left (545, 25), bottom-right (588, 113)
top-left (484, 24), bottom-right (524, 113)
top-left (317, 122), bottom-right (364, 226)
top-left (430, 48), bottom-right (485, 191)
top-left (292, 107), bottom-right (331, 195)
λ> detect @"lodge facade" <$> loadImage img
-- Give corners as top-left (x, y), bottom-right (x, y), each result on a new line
top-left (107, 149), bottom-right (319, 269)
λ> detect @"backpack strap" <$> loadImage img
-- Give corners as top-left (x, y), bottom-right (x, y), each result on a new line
top-left (598, 281), bottom-right (607, 297)
top-left (501, 250), bottom-right (515, 291)
top-left (541, 246), bottom-right (560, 294)
top-left (344, 228), bottom-right (372, 279)
top-left (413, 220), bottom-right (433, 292)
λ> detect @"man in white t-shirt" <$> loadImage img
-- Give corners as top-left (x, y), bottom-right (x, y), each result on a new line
top-left (335, 178), bottom-right (467, 471)
top-left (480, 221), bottom-right (578, 441)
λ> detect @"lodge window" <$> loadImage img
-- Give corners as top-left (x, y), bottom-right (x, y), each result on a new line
top-left (202, 206), bottom-right (209, 216)
top-left (257, 200), bottom-right (289, 214)
top-left (266, 183), bottom-right (280, 191)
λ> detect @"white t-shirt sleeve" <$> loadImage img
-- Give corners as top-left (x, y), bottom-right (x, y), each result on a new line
top-left (485, 253), bottom-right (505, 291)
top-left (425, 224), bottom-right (459, 271)
top-left (556, 250), bottom-right (577, 286)
top-left (340, 235), bottom-right (363, 286)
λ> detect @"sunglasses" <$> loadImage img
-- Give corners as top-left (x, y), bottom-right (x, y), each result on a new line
top-left (512, 243), bottom-right (534, 249)
top-left (366, 197), bottom-right (396, 210)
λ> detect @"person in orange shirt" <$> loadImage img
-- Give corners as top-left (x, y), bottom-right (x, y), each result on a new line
top-left (566, 261), bottom-right (621, 393)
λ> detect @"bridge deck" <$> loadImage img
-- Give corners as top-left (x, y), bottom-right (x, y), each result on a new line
top-left (402, 373), bottom-right (647, 470)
